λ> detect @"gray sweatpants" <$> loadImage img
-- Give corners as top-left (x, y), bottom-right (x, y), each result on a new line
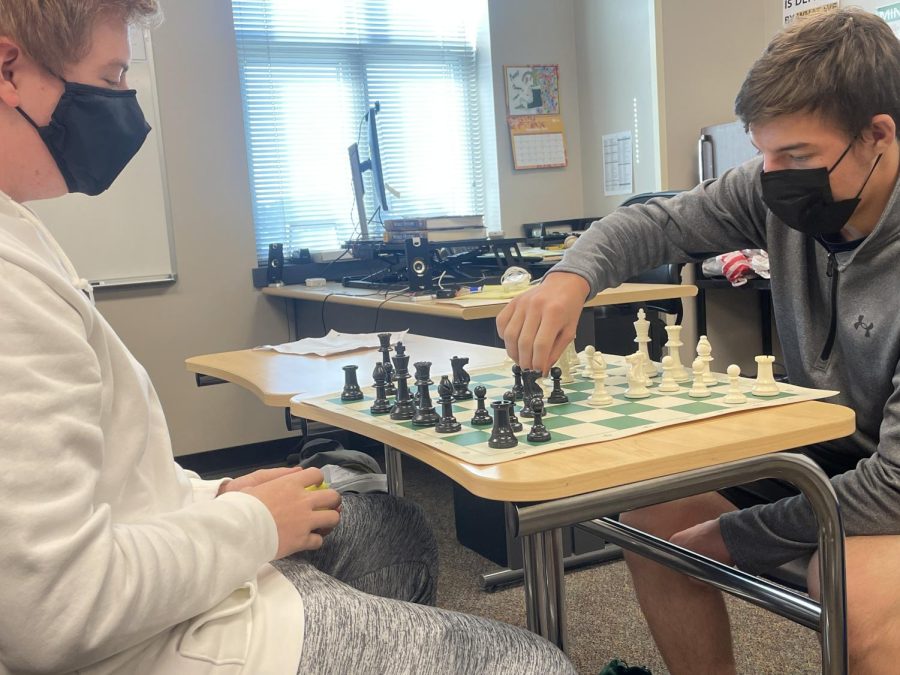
top-left (273, 493), bottom-right (575, 675)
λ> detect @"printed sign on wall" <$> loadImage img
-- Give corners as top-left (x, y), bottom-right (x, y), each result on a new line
top-left (783, 0), bottom-right (839, 25)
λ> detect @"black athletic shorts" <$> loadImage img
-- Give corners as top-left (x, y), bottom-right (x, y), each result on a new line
top-left (718, 444), bottom-right (860, 510)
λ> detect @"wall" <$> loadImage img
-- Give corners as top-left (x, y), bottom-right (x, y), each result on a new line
top-left (487, 0), bottom-right (585, 235)
top-left (95, 0), bottom-right (291, 456)
top-left (575, 0), bottom-right (661, 217)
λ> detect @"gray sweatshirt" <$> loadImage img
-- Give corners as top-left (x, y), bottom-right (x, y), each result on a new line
top-left (552, 156), bottom-right (900, 574)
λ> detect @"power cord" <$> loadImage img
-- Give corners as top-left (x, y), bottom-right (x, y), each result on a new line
top-left (373, 287), bottom-right (409, 332)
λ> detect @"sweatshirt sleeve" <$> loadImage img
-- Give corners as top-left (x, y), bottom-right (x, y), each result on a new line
top-left (550, 158), bottom-right (769, 295)
top-left (0, 261), bottom-right (279, 673)
top-left (721, 358), bottom-right (900, 574)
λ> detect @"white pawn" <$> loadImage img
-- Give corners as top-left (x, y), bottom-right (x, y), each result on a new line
top-left (752, 355), bottom-right (780, 397)
top-left (581, 345), bottom-right (596, 379)
top-left (723, 364), bottom-right (748, 405)
top-left (587, 353), bottom-right (614, 406)
top-left (664, 324), bottom-right (690, 382)
top-left (657, 355), bottom-right (682, 393)
top-left (696, 336), bottom-right (717, 386)
top-left (688, 358), bottom-right (711, 398)
top-left (625, 353), bottom-right (651, 399)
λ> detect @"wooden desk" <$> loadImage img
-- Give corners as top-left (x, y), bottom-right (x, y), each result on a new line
top-left (290, 378), bottom-right (854, 673)
top-left (263, 281), bottom-right (698, 347)
top-left (186, 334), bottom-right (506, 408)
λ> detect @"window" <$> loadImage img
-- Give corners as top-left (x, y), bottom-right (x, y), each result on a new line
top-left (231, 0), bottom-right (486, 261)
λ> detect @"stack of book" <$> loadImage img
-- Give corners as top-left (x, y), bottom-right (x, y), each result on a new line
top-left (382, 215), bottom-right (487, 243)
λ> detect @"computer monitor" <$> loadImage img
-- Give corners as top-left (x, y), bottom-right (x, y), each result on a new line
top-left (348, 101), bottom-right (390, 239)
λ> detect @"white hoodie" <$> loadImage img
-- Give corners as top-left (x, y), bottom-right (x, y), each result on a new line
top-left (0, 191), bottom-right (303, 675)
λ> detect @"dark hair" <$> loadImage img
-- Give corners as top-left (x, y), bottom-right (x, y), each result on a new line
top-left (735, 7), bottom-right (900, 138)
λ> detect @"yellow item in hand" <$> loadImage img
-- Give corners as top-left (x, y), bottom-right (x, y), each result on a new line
top-left (305, 481), bottom-right (330, 491)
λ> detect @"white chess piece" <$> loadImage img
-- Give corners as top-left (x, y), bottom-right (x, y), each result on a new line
top-left (558, 348), bottom-right (575, 384)
top-left (587, 353), bottom-right (614, 406)
top-left (696, 335), bottom-right (718, 386)
top-left (566, 341), bottom-right (580, 373)
top-left (664, 324), bottom-right (690, 382)
top-left (624, 353), bottom-right (651, 399)
top-left (582, 345), bottom-right (596, 379)
top-left (639, 352), bottom-right (655, 387)
top-left (634, 308), bottom-right (659, 378)
top-left (723, 364), bottom-right (748, 405)
top-left (688, 358), bottom-right (711, 398)
top-left (751, 355), bottom-right (780, 396)
top-left (657, 355), bottom-right (682, 393)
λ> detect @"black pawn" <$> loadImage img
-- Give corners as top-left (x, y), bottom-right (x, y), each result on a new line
top-left (488, 400), bottom-right (518, 449)
top-left (370, 363), bottom-right (393, 414)
top-left (547, 366), bottom-right (569, 404)
top-left (512, 364), bottom-right (525, 400)
top-left (471, 384), bottom-right (493, 426)
top-left (450, 356), bottom-right (473, 400)
top-left (527, 399), bottom-right (551, 443)
top-left (341, 364), bottom-right (363, 401)
top-left (435, 376), bottom-right (462, 433)
top-left (503, 390), bottom-right (523, 432)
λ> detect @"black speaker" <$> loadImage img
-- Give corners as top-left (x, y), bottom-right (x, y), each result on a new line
top-left (266, 243), bottom-right (284, 286)
top-left (404, 237), bottom-right (432, 292)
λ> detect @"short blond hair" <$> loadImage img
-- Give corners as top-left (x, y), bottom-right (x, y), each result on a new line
top-left (0, 0), bottom-right (161, 75)
top-left (735, 7), bottom-right (900, 138)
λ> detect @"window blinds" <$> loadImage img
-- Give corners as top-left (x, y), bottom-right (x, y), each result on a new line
top-left (231, 0), bottom-right (485, 261)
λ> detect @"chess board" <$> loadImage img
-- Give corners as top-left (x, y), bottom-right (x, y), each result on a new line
top-left (300, 356), bottom-right (838, 465)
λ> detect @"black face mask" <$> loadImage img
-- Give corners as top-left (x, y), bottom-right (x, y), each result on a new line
top-left (17, 80), bottom-right (151, 196)
top-left (760, 140), bottom-right (882, 236)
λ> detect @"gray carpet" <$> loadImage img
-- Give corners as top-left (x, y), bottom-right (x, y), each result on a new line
top-left (400, 455), bottom-right (822, 675)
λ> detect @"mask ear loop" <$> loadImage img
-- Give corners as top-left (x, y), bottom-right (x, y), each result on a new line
top-left (828, 138), bottom-right (856, 173)
top-left (854, 152), bottom-right (883, 199)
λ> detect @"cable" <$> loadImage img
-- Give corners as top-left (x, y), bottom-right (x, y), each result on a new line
top-left (320, 292), bottom-right (335, 334)
top-left (373, 287), bottom-right (409, 333)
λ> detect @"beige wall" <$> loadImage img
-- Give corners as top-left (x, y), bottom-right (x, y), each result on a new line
top-left (487, 0), bottom-right (585, 235)
top-left (575, 0), bottom-right (661, 217)
top-left (95, 0), bottom-right (291, 456)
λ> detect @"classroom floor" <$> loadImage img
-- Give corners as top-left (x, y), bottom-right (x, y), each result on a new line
top-left (399, 454), bottom-right (823, 675)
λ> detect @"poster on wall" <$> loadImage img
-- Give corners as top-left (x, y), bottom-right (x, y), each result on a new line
top-left (504, 65), bottom-right (560, 116)
top-left (783, 0), bottom-right (839, 25)
top-left (877, 3), bottom-right (900, 37)
top-left (603, 131), bottom-right (633, 196)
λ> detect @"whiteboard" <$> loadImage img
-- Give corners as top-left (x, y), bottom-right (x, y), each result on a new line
top-left (28, 28), bottom-right (176, 287)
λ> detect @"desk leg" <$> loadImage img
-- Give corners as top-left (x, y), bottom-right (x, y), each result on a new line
top-left (384, 444), bottom-right (404, 497)
top-left (522, 527), bottom-right (568, 653)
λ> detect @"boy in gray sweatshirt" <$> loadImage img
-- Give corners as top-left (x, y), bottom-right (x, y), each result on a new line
top-left (498, 8), bottom-right (900, 674)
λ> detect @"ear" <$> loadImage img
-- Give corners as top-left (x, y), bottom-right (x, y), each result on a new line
top-left (0, 38), bottom-right (23, 108)
top-left (867, 114), bottom-right (896, 152)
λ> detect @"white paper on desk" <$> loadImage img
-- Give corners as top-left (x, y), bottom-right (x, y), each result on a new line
top-left (255, 330), bottom-right (408, 357)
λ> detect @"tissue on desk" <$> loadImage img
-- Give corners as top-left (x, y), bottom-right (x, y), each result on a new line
top-left (256, 330), bottom-right (409, 357)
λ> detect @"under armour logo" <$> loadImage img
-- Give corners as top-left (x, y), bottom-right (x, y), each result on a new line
top-left (854, 315), bottom-right (874, 338)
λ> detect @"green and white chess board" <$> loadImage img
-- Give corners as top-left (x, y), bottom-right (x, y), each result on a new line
top-left (302, 356), bottom-right (838, 465)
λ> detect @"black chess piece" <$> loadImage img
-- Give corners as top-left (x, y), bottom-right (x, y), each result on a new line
top-left (512, 364), bottom-right (525, 400)
top-left (471, 384), bottom-right (493, 426)
top-left (488, 400), bottom-right (518, 449)
top-left (390, 344), bottom-right (415, 420)
top-left (435, 376), bottom-right (462, 433)
top-left (519, 368), bottom-right (536, 418)
top-left (450, 356), bottom-right (473, 400)
top-left (411, 361), bottom-right (439, 427)
top-left (383, 360), bottom-right (397, 397)
top-left (377, 332), bottom-right (392, 364)
top-left (341, 364), bottom-right (363, 401)
top-left (527, 399), bottom-right (551, 443)
top-left (547, 366), bottom-right (569, 404)
top-left (503, 390), bottom-right (523, 432)
top-left (370, 362), bottom-right (393, 415)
